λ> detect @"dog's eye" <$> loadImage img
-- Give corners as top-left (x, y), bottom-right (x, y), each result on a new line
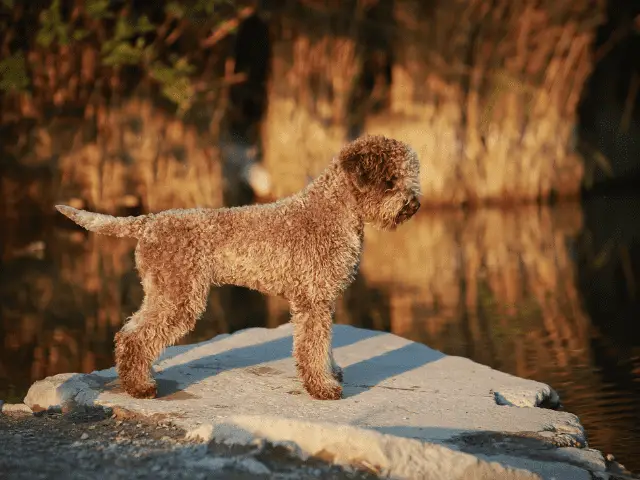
top-left (385, 176), bottom-right (397, 189)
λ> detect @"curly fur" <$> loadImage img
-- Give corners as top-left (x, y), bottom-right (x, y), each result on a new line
top-left (55, 134), bottom-right (421, 400)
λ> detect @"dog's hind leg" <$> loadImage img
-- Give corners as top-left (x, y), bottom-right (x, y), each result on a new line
top-left (291, 300), bottom-right (342, 400)
top-left (114, 276), bottom-right (208, 399)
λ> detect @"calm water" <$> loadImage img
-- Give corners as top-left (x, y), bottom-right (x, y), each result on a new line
top-left (1, 197), bottom-right (639, 472)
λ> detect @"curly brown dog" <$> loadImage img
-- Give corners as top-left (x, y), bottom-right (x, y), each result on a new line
top-left (55, 134), bottom-right (421, 400)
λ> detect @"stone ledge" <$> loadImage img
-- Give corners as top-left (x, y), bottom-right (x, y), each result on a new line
top-left (23, 324), bottom-right (609, 479)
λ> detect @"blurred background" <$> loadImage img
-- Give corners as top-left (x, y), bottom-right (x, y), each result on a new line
top-left (1, 0), bottom-right (639, 472)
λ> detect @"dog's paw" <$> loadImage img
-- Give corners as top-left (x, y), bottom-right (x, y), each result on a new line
top-left (331, 365), bottom-right (343, 383)
top-left (125, 382), bottom-right (157, 399)
top-left (306, 381), bottom-right (342, 401)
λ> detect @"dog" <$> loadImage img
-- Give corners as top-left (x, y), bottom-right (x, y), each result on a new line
top-left (56, 134), bottom-right (421, 400)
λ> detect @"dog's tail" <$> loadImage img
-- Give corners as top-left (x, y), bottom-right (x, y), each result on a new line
top-left (55, 205), bottom-right (149, 239)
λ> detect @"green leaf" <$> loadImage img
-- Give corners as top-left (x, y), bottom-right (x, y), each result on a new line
top-left (1, 0), bottom-right (15, 10)
top-left (102, 42), bottom-right (145, 66)
top-left (0, 51), bottom-right (30, 92)
top-left (149, 62), bottom-right (175, 84)
top-left (136, 15), bottom-right (156, 34)
top-left (173, 57), bottom-right (195, 75)
top-left (165, 2), bottom-right (185, 18)
top-left (100, 38), bottom-right (117, 55)
top-left (114, 16), bottom-right (135, 40)
top-left (142, 44), bottom-right (158, 63)
top-left (36, 0), bottom-right (70, 47)
top-left (194, 0), bottom-right (218, 15)
top-left (36, 29), bottom-right (54, 48)
top-left (72, 29), bottom-right (90, 41)
top-left (86, 0), bottom-right (111, 19)
top-left (161, 76), bottom-right (193, 106)
top-left (55, 24), bottom-right (69, 45)
top-left (149, 60), bottom-right (195, 110)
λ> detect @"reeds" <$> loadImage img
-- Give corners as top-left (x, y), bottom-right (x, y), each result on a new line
top-left (2, 97), bottom-right (225, 216)
top-left (0, 1), bottom-right (240, 216)
top-left (363, 0), bottom-right (605, 205)
top-left (1, 1), bottom-right (606, 210)
top-left (59, 98), bottom-right (225, 212)
top-left (259, 0), bottom-right (604, 204)
top-left (260, 6), bottom-right (362, 198)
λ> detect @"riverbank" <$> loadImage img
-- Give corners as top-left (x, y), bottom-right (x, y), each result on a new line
top-left (1, 406), bottom-right (635, 480)
top-left (0, 406), bottom-right (375, 480)
top-left (12, 324), bottom-right (638, 479)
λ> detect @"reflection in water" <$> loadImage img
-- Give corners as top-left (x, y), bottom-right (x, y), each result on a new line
top-left (1, 200), bottom-right (639, 472)
top-left (1, 98), bottom-right (225, 219)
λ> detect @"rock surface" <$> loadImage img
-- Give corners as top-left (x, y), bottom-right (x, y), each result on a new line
top-left (24, 324), bottom-right (610, 479)
top-left (1, 403), bottom-right (33, 414)
top-left (1, 406), bottom-right (375, 480)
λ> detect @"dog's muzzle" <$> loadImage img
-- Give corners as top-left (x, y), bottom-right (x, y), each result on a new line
top-left (395, 196), bottom-right (421, 224)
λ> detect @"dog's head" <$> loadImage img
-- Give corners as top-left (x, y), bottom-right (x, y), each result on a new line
top-left (338, 135), bottom-right (421, 230)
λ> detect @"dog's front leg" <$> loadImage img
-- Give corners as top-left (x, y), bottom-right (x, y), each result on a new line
top-left (291, 301), bottom-right (342, 400)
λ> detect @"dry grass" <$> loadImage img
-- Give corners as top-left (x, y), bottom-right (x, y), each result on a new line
top-left (2, 98), bottom-right (225, 216)
top-left (260, 0), bottom-right (604, 204)
top-left (0, 4), bottom-right (237, 217)
top-left (57, 98), bottom-right (224, 213)
top-left (1, 1), bottom-right (606, 210)
top-left (260, 10), bottom-right (362, 198)
top-left (366, 0), bottom-right (603, 205)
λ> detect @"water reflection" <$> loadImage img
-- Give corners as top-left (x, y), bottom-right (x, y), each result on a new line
top-left (1, 200), bottom-right (639, 472)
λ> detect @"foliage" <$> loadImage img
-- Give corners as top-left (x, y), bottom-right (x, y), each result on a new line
top-left (0, 0), bottom-right (240, 110)
top-left (100, 15), bottom-right (156, 66)
top-left (0, 51), bottom-right (29, 92)
top-left (85, 0), bottom-right (113, 19)
top-left (149, 56), bottom-right (197, 112)
top-left (165, 0), bottom-right (236, 19)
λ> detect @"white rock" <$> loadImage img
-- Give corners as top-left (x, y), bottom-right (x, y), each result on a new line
top-left (24, 373), bottom-right (103, 411)
top-left (23, 324), bottom-right (607, 480)
top-left (1, 403), bottom-right (33, 414)
top-left (186, 424), bottom-right (215, 442)
top-left (493, 386), bottom-right (560, 407)
top-left (191, 456), bottom-right (231, 471)
top-left (235, 457), bottom-right (271, 475)
top-left (208, 414), bottom-right (539, 479)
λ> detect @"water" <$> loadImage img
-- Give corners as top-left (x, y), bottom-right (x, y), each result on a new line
top-left (1, 197), bottom-right (639, 472)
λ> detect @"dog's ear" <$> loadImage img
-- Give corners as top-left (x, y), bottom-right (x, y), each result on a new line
top-left (339, 136), bottom-right (390, 191)
top-left (340, 151), bottom-right (369, 190)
